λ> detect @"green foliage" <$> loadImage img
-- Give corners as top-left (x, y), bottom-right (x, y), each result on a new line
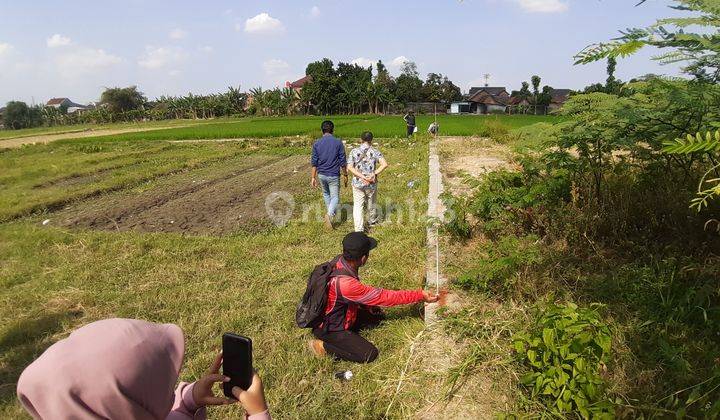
top-left (100, 86), bottom-right (147, 113)
top-left (442, 193), bottom-right (472, 240)
top-left (664, 129), bottom-right (720, 211)
top-left (513, 302), bottom-right (614, 418)
top-left (3, 101), bottom-right (44, 130)
top-left (575, 0), bottom-right (720, 82)
top-left (663, 129), bottom-right (720, 154)
top-left (461, 160), bottom-right (570, 235)
top-left (455, 235), bottom-right (541, 296)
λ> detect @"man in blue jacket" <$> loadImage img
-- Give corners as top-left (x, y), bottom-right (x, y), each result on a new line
top-left (311, 120), bottom-right (348, 229)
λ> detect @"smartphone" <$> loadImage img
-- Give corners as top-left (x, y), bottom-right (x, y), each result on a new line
top-left (222, 333), bottom-right (253, 398)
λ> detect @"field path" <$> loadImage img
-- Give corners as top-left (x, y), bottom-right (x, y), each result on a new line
top-left (0, 123), bottom-right (201, 149)
top-left (394, 137), bottom-right (511, 419)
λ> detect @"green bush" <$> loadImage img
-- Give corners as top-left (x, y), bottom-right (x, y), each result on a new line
top-left (464, 158), bottom-right (571, 236)
top-left (513, 302), bottom-right (614, 418)
top-left (455, 235), bottom-right (541, 296)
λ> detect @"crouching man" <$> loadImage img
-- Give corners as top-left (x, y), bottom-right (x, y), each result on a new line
top-left (308, 232), bottom-right (438, 363)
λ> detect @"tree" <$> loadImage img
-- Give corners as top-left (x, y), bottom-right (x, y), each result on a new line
top-left (511, 81), bottom-right (532, 99)
top-left (395, 61), bottom-right (424, 104)
top-left (4, 101), bottom-right (44, 130)
top-left (531, 75), bottom-right (541, 97)
top-left (302, 58), bottom-right (339, 114)
top-left (100, 86), bottom-right (146, 114)
top-left (422, 73), bottom-right (462, 104)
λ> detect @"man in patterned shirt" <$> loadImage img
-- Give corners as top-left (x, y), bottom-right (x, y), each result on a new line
top-left (346, 131), bottom-right (388, 232)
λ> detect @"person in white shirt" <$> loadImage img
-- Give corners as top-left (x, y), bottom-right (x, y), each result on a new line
top-left (346, 131), bottom-right (389, 232)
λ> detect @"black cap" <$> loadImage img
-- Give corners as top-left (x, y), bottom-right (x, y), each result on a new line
top-left (342, 232), bottom-right (378, 260)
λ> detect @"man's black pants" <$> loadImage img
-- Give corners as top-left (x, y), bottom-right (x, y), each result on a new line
top-left (406, 125), bottom-right (415, 137)
top-left (313, 308), bottom-right (384, 363)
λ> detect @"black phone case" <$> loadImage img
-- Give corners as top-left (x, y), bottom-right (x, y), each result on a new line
top-left (222, 333), bottom-right (253, 398)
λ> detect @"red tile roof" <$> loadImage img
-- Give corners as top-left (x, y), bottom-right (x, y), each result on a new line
top-left (46, 98), bottom-right (69, 106)
top-left (286, 75), bottom-right (311, 89)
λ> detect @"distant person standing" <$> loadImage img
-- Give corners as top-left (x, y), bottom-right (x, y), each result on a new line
top-left (311, 120), bottom-right (348, 229)
top-left (403, 110), bottom-right (416, 137)
top-left (346, 131), bottom-right (388, 232)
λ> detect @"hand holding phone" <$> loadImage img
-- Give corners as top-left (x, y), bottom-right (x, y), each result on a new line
top-left (222, 333), bottom-right (253, 399)
top-left (191, 352), bottom-right (235, 407)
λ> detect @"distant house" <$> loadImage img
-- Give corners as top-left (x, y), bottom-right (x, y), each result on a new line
top-left (46, 97), bottom-right (92, 114)
top-left (450, 86), bottom-right (510, 114)
top-left (548, 88), bottom-right (572, 111)
top-left (285, 75), bottom-right (312, 94)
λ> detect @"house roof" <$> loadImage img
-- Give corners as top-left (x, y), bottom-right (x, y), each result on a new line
top-left (467, 88), bottom-right (510, 105)
top-left (508, 96), bottom-right (530, 105)
top-left (47, 97), bottom-right (70, 106)
top-left (549, 89), bottom-right (572, 103)
top-left (468, 86), bottom-right (508, 97)
top-left (286, 75), bottom-right (312, 89)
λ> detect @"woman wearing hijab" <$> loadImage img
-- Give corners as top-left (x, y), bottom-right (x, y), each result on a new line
top-left (17, 318), bottom-right (270, 420)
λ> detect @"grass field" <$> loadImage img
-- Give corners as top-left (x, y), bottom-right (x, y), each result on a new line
top-left (0, 133), bottom-right (437, 418)
top-left (0, 115), bottom-right (558, 418)
top-left (49, 114), bottom-right (559, 144)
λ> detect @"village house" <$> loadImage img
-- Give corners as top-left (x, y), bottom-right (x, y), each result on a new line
top-left (548, 89), bottom-right (572, 111)
top-left (46, 97), bottom-right (89, 114)
top-left (451, 86), bottom-right (573, 114)
top-left (285, 75), bottom-right (311, 95)
top-left (450, 86), bottom-right (510, 114)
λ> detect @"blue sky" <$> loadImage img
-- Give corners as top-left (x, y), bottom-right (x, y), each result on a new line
top-left (0, 0), bottom-right (686, 105)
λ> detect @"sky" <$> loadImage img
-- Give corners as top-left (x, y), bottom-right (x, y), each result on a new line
top-left (0, 0), bottom-right (688, 105)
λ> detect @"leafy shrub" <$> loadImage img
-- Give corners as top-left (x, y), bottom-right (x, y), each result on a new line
top-left (464, 158), bottom-right (571, 236)
top-left (513, 302), bottom-right (613, 418)
top-left (455, 235), bottom-right (541, 296)
top-left (441, 193), bottom-right (472, 240)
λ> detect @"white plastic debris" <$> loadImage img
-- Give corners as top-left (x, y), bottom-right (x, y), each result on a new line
top-left (42, 219), bottom-right (50, 226)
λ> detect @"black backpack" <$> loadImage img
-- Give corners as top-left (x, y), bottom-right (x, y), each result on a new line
top-left (295, 257), bottom-right (349, 328)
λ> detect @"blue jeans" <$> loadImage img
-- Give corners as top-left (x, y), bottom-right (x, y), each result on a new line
top-left (318, 174), bottom-right (340, 217)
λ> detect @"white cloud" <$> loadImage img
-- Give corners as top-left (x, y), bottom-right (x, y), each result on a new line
top-left (200, 46), bottom-right (214, 53)
top-left (169, 69), bottom-right (181, 77)
top-left (138, 46), bottom-right (188, 70)
top-left (47, 34), bottom-right (72, 48)
top-left (515, 0), bottom-right (568, 13)
top-left (351, 57), bottom-right (377, 68)
top-left (390, 55), bottom-right (409, 68)
top-left (169, 28), bottom-right (187, 40)
top-left (0, 42), bottom-right (12, 57)
top-left (55, 48), bottom-right (122, 76)
top-left (310, 6), bottom-right (321, 18)
top-left (243, 13), bottom-right (285, 34)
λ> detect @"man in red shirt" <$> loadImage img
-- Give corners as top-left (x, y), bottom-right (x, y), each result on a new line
top-left (308, 232), bottom-right (438, 363)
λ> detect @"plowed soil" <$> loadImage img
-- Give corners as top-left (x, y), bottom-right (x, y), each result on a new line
top-left (54, 154), bottom-right (310, 235)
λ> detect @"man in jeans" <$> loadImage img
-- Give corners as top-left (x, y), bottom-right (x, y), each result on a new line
top-left (346, 131), bottom-right (388, 232)
top-left (311, 120), bottom-right (348, 229)
top-left (308, 232), bottom-right (438, 363)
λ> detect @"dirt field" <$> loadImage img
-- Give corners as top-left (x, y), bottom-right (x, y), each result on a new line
top-left (51, 154), bottom-right (310, 235)
top-left (439, 137), bottom-right (511, 196)
top-left (0, 123), bottom-right (201, 149)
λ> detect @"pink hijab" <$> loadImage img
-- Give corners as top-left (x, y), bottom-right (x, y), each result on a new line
top-left (17, 318), bottom-right (185, 420)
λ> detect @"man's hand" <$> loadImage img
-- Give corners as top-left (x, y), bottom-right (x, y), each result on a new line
top-left (192, 352), bottom-right (236, 407)
top-left (232, 372), bottom-right (268, 416)
top-left (422, 290), bottom-right (439, 303)
top-left (311, 177), bottom-right (318, 188)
